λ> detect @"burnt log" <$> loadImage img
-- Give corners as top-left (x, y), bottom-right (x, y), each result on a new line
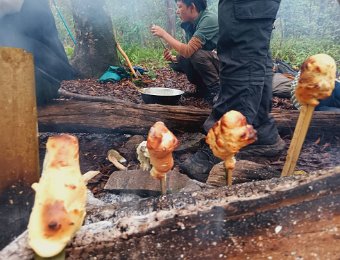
top-left (1, 167), bottom-right (340, 259)
top-left (38, 99), bottom-right (340, 135)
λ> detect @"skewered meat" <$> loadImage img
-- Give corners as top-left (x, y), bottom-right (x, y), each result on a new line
top-left (28, 134), bottom-right (87, 258)
top-left (296, 53), bottom-right (336, 106)
top-left (281, 54), bottom-right (337, 177)
top-left (206, 110), bottom-right (257, 171)
top-left (146, 122), bottom-right (179, 180)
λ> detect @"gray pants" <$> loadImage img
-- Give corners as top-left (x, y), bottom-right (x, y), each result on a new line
top-left (170, 49), bottom-right (219, 96)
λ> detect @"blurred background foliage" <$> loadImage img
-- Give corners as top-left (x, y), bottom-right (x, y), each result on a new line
top-left (50, 0), bottom-right (339, 68)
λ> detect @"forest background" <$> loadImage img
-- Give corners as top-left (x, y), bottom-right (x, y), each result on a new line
top-left (50, 0), bottom-right (340, 69)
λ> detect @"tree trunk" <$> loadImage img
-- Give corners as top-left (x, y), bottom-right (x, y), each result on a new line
top-left (70, 0), bottom-right (120, 78)
top-left (165, 0), bottom-right (176, 37)
top-left (38, 99), bottom-right (340, 136)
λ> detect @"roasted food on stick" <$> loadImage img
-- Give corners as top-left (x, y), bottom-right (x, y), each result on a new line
top-left (281, 54), bottom-right (336, 177)
top-left (147, 122), bottom-right (179, 194)
top-left (206, 110), bottom-right (257, 186)
top-left (295, 53), bottom-right (336, 106)
top-left (147, 121), bottom-right (179, 180)
top-left (28, 134), bottom-right (87, 258)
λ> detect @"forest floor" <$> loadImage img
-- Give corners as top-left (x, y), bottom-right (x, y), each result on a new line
top-left (52, 67), bottom-right (340, 196)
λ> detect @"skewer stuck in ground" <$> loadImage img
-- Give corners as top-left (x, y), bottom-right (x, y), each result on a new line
top-left (281, 54), bottom-right (336, 177)
top-left (206, 111), bottom-right (257, 186)
top-left (146, 122), bottom-right (179, 194)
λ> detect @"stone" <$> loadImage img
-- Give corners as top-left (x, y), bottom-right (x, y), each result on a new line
top-left (207, 160), bottom-right (280, 187)
top-left (104, 168), bottom-right (199, 194)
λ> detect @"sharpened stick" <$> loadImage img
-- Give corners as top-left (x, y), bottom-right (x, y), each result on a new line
top-left (160, 175), bottom-right (167, 195)
top-left (227, 169), bottom-right (233, 186)
top-left (281, 105), bottom-right (315, 177)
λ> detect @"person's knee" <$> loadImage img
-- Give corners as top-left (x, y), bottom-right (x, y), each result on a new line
top-left (189, 50), bottom-right (209, 65)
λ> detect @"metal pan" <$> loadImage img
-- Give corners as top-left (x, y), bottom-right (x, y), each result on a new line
top-left (140, 87), bottom-right (184, 105)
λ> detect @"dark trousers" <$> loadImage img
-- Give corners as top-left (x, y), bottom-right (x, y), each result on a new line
top-left (170, 49), bottom-right (219, 96)
top-left (204, 0), bottom-right (281, 144)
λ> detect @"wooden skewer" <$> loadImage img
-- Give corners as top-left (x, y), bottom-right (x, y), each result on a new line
top-left (160, 175), bottom-right (167, 195)
top-left (227, 169), bottom-right (233, 186)
top-left (281, 105), bottom-right (315, 177)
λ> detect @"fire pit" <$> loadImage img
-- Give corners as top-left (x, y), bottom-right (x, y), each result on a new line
top-left (1, 167), bottom-right (340, 259)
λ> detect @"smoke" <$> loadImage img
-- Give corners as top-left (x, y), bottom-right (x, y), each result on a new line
top-left (0, 0), bottom-right (24, 18)
top-left (0, 0), bottom-right (75, 105)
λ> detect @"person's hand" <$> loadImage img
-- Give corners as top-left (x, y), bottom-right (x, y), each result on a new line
top-left (150, 24), bottom-right (166, 38)
top-left (163, 49), bottom-right (176, 62)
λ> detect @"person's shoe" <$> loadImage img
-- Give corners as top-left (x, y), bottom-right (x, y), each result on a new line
top-left (179, 144), bottom-right (222, 182)
top-left (237, 136), bottom-right (286, 158)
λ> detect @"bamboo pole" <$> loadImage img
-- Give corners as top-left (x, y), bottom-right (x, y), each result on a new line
top-left (281, 105), bottom-right (315, 177)
top-left (0, 47), bottom-right (39, 193)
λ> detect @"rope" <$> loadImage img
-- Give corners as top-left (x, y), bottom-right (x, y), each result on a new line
top-left (52, 0), bottom-right (77, 46)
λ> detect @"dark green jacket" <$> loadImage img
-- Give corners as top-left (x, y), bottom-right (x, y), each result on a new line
top-left (181, 8), bottom-right (219, 51)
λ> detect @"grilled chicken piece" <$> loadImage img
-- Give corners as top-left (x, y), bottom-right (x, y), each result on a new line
top-left (206, 111), bottom-right (257, 185)
top-left (28, 134), bottom-right (87, 258)
top-left (296, 53), bottom-right (336, 106)
top-left (146, 122), bottom-right (179, 180)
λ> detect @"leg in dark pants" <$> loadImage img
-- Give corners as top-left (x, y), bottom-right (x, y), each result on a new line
top-left (204, 0), bottom-right (280, 144)
top-left (180, 0), bottom-right (283, 181)
top-left (170, 49), bottom-right (219, 98)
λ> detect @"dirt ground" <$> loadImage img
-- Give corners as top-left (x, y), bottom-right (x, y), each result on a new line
top-left (40, 67), bottom-right (338, 196)
top-left (61, 67), bottom-right (295, 110)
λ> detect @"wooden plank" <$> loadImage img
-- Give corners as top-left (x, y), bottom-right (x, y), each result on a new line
top-left (38, 100), bottom-right (340, 135)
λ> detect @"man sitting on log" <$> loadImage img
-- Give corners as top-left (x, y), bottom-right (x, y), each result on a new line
top-left (151, 0), bottom-right (219, 105)
top-left (0, 0), bottom-right (75, 105)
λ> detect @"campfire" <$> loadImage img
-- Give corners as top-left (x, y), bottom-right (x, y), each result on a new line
top-left (1, 51), bottom-right (340, 259)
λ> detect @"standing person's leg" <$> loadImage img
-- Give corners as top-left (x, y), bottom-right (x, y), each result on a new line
top-left (181, 0), bottom-right (282, 181)
top-left (251, 53), bottom-right (279, 144)
top-left (204, 0), bottom-right (281, 134)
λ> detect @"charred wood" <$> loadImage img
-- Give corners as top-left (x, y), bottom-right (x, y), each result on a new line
top-left (1, 167), bottom-right (339, 259)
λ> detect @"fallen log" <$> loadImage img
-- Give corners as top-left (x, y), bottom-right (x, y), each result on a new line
top-left (2, 167), bottom-right (339, 259)
top-left (38, 100), bottom-right (340, 136)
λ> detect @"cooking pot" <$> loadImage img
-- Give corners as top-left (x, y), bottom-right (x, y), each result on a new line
top-left (140, 87), bottom-right (184, 105)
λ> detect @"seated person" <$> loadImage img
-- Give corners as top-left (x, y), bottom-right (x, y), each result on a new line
top-left (0, 0), bottom-right (75, 105)
top-left (151, 0), bottom-right (219, 104)
top-left (291, 71), bottom-right (340, 112)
